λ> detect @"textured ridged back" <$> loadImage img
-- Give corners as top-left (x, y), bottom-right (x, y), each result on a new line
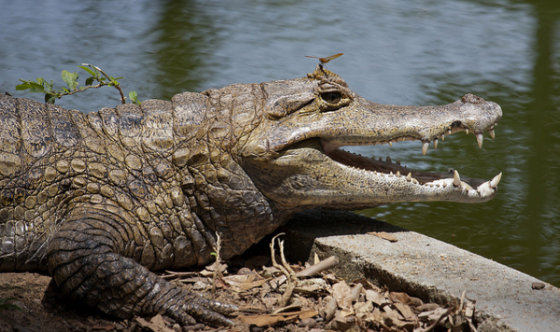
top-left (0, 94), bottom-right (182, 271)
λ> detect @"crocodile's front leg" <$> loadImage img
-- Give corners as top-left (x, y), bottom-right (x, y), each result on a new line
top-left (46, 207), bottom-right (236, 326)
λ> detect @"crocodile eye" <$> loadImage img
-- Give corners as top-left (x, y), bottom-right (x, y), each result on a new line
top-left (321, 91), bottom-right (342, 104)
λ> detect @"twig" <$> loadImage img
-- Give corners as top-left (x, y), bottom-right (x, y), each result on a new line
top-left (419, 309), bottom-right (449, 332)
top-left (161, 270), bottom-right (200, 280)
top-left (270, 233), bottom-right (297, 307)
top-left (211, 232), bottom-right (222, 299)
top-left (82, 63), bottom-right (127, 104)
top-left (296, 256), bottom-right (339, 277)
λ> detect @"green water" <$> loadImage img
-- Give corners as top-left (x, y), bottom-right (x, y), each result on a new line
top-left (1, 0), bottom-right (559, 286)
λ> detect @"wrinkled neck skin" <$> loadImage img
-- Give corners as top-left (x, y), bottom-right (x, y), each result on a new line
top-left (172, 66), bottom-right (502, 254)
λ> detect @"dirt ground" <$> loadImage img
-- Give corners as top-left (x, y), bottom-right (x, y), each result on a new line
top-left (0, 248), bottom-right (473, 332)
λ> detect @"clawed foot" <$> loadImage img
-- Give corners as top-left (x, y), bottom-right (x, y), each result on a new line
top-left (164, 294), bottom-right (238, 327)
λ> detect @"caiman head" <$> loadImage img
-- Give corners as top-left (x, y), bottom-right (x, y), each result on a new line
top-left (238, 66), bottom-right (502, 211)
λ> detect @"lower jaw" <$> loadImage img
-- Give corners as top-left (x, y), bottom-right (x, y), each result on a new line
top-left (324, 146), bottom-right (489, 188)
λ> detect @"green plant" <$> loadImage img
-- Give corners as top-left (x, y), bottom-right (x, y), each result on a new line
top-left (0, 297), bottom-right (21, 311)
top-left (16, 64), bottom-right (139, 105)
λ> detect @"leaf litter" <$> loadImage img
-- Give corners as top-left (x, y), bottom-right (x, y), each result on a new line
top-left (0, 234), bottom-right (479, 332)
top-left (155, 234), bottom-right (479, 332)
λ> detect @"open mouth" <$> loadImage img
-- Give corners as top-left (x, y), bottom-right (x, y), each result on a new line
top-left (319, 126), bottom-right (502, 192)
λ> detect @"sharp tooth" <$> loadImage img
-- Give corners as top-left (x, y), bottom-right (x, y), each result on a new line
top-left (396, 171), bottom-right (401, 176)
top-left (448, 130), bottom-right (452, 135)
top-left (441, 134), bottom-right (445, 141)
top-left (396, 159), bottom-right (401, 165)
top-left (406, 173), bottom-right (412, 181)
top-left (386, 156), bottom-right (391, 162)
top-left (489, 129), bottom-right (495, 138)
top-left (476, 133), bottom-right (483, 148)
top-left (443, 181), bottom-right (447, 187)
top-left (422, 142), bottom-right (429, 155)
top-left (434, 138), bottom-right (438, 149)
top-left (465, 129), bottom-right (469, 135)
top-left (490, 172), bottom-right (502, 188)
top-left (389, 141), bottom-right (393, 147)
top-left (453, 170), bottom-right (461, 187)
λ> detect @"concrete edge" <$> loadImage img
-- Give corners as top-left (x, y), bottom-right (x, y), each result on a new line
top-left (281, 209), bottom-right (560, 332)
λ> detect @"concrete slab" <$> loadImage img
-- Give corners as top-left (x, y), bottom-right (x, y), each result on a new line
top-left (282, 209), bottom-right (560, 332)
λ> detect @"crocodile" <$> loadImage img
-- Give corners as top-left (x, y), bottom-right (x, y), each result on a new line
top-left (0, 66), bottom-right (502, 326)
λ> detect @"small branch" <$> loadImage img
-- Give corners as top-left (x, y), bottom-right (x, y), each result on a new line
top-left (59, 83), bottom-right (107, 97)
top-left (211, 232), bottom-right (222, 299)
top-left (83, 63), bottom-right (127, 104)
top-left (296, 256), bottom-right (339, 278)
top-left (270, 233), bottom-right (297, 307)
top-left (419, 309), bottom-right (449, 332)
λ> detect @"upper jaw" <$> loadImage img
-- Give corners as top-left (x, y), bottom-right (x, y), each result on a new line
top-left (321, 95), bottom-right (502, 156)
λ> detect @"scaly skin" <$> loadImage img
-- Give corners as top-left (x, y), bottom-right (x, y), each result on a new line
top-left (0, 66), bottom-right (502, 326)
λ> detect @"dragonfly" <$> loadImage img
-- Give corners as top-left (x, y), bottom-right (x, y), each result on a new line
top-left (305, 53), bottom-right (344, 64)
top-left (305, 53), bottom-right (343, 73)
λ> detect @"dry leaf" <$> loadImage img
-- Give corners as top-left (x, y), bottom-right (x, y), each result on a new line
top-left (238, 310), bottom-right (317, 327)
top-left (354, 301), bottom-right (374, 318)
top-left (222, 274), bottom-right (268, 292)
top-left (332, 280), bottom-right (353, 311)
top-left (418, 307), bottom-right (448, 323)
top-left (367, 231), bottom-right (398, 242)
top-left (322, 296), bottom-right (338, 322)
top-left (417, 303), bottom-right (440, 312)
top-left (135, 314), bottom-right (174, 332)
top-left (298, 309), bottom-right (319, 320)
top-left (238, 314), bottom-right (286, 327)
top-left (393, 302), bottom-right (415, 321)
top-left (390, 292), bottom-right (412, 304)
top-left (382, 309), bottom-right (414, 330)
top-left (365, 289), bottom-right (388, 306)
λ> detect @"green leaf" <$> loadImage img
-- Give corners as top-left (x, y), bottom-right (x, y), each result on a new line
top-left (45, 93), bottom-right (57, 104)
top-left (129, 91), bottom-right (139, 104)
top-left (40, 79), bottom-right (55, 94)
top-left (62, 70), bottom-right (79, 90)
top-left (16, 80), bottom-right (47, 94)
top-left (85, 77), bottom-right (94, 86)
top-left (78, 65), bottom-right (98, 77)
top-left (108, 76), bottom-right (119, 85)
